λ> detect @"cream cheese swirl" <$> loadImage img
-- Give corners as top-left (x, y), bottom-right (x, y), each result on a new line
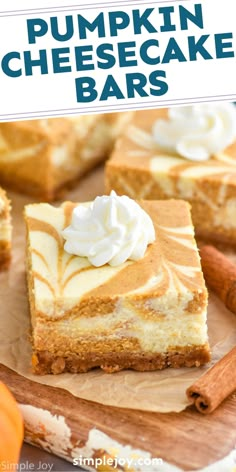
top-left (153, 103), bottom-right (236, 161)
top-left (62, 191), bottom-right (155, 267)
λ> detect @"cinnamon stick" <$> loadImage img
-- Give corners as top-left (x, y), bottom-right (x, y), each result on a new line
top-left (200, 245), bottom-right (236, 314)
top-left (186, 346), bottom-right (236, 414)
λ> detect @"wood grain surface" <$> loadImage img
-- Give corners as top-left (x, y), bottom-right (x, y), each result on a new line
top-left (0, 363), bottom-right (235, 471)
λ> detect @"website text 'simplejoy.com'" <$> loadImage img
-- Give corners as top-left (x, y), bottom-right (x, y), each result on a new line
top-left (73, 455), bottom-right (163, 470)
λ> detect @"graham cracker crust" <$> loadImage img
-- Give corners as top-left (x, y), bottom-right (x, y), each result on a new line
top-left (32, 345), bottom-right (211, 375)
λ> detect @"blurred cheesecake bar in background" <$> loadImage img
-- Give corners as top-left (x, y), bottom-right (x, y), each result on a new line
top-left (0, 187), bottom-right (11, 270)
top-left (0, 112), bottom-right (131, 200)
top-left (106, 103), bottom-right (236, 246)
top-left (24, 194), bottom-right (209, 375)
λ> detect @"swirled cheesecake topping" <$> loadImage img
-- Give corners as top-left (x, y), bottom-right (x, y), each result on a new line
top-left (153, 103), bottom-right (236, 161)
top-left (62, 191), bottom-right (155, 267)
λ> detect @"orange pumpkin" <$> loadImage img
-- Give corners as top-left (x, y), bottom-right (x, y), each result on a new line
top-left (0, 382), bottom-right (24, 471)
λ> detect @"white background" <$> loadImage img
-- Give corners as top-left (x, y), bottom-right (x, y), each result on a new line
top-left (0, 0), bottom-right (235, 120)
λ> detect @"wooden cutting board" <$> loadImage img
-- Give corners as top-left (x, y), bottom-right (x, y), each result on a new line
top-left (0, 363), bottom-right (235, 471)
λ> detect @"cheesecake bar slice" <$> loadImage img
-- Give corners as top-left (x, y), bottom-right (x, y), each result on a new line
top-left (0, 187), bottom-right (11, 270)
top-left (25, 199), bottom-right (210, 375)
top-left (0, 112), bottom-right (131, 200)
top-left (105, 106), bottom-right (236, 246)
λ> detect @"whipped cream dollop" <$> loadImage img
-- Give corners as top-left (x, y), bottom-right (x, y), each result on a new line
top-left (153, 103), bottom-right (236, 161)
top-left (62, 191), bottom-right (155, 267)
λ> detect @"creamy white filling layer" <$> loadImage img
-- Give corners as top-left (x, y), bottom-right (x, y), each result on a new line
top-left (50, 120), bottom-right (109, 170)
top-left (214, 198), bottom-right (236, 229)
top-left (150, 157), bottom-right (236, 231)
top-left (80, 121), bottom-right (109, 161)
top-left (44, 304), bottom-right (208, 353)
top-left (0, 222), bottom-right (11, 241)
top-left (0, 197), bottom-right (5, 213)
top-left (0, 143), bottom-right (44, 162)
top-left (51, 145), bottom-right (70, 167)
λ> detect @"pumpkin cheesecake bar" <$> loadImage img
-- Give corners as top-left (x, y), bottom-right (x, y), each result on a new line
top-left (0, 187), bottom-right (11, 270)
top-left (25, 195), bottom-right (209, 374)
top-left (105, 103), bottom-right (236, 246)
top-left (0, 112), bottom-right (131, 200)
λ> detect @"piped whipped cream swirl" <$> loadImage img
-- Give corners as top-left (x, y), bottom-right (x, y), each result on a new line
top-left (153, 103), bottom-right (236, 161)
top-left (62, 191), bottom-right (155, 267)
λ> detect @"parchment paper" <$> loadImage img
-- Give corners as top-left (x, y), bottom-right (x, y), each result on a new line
top-left (0, 166), bottom-right (235, 413)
